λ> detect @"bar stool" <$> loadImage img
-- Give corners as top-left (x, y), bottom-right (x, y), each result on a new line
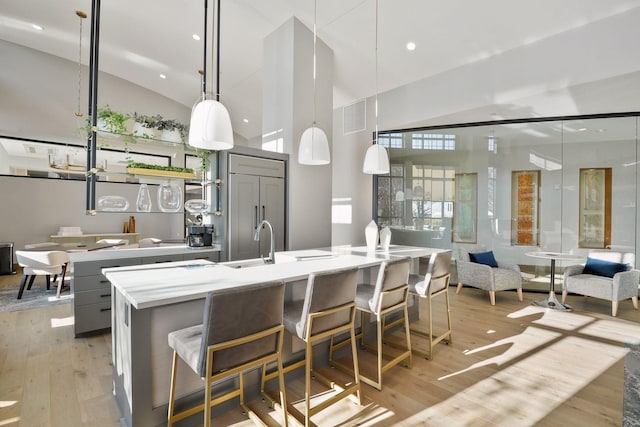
top-left (266, 267), bottom-right (361, 426)
top-left (406, 250), bottom-right (453, 359)
top-left (167, 281), bottom-right (288, 427)
top-left (334, 257), bottom-right (412, 391)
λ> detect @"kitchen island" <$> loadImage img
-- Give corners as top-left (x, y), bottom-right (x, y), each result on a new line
top-left (104, 245), bottom-right (444, 427)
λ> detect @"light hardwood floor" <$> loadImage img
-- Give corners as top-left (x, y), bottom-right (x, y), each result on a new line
top-left (0, 283), bottom-right (638, 426)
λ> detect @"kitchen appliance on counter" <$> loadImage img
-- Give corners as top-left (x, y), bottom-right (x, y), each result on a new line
top-left (186, 225), bottom-right (214, 248)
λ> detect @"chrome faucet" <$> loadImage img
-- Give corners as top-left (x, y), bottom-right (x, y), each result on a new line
top-left (253, 220), bottom-right (275, 264)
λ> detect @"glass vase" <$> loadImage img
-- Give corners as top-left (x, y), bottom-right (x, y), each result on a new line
top-left (136, 184), bottom-right (152, 212)
top-left (157, 181), bottom-right (183, 212)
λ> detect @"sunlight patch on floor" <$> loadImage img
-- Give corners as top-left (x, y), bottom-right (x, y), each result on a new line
top-left (442, 326), bottom-right (560, 380)
top-left (508, 305), bottom-right (595, 331)
top-left (579, 319), bottom-right (640, 344)
top-left (50, 316), bottom-right (74, 328)
top-left (416, 336), bottom-right (625, 426)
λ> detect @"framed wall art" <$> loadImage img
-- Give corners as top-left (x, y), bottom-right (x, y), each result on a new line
top-left (511, 170), bottom-right (540, 246)
top-left (579, 167), bottom-right (612, 249)
top-left (452, 172), bottom-right (477, 243)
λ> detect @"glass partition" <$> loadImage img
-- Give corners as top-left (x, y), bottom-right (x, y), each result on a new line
top-left (376, 115), bottom-right (639, 289)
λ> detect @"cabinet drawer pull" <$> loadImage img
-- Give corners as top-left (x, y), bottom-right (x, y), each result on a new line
top-left (100, 293), bottom-right (111, 298)
top-left (100, 308), bottom-right (112, 312)
top-left (99, 280), bottom-right (110, 284)
top-left (106, 265), bottom-right (121, 269)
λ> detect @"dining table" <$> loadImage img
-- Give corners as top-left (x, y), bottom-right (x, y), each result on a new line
top-left (525, 251), bottom-right (584, 311)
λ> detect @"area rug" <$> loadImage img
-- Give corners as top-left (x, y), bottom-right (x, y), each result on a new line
top-left (0, 280), bottom-right (72, 313)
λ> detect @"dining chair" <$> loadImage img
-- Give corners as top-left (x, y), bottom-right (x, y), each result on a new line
top-left (167, 281), bottom-right (288, 427)
top-left (15, 250), bottom-right (70, 299)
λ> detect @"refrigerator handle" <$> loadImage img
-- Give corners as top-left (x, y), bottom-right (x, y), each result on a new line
top-left (254, 205), bottom-right (258, 229)
top-left (262, 205), bottom-right (266, 221)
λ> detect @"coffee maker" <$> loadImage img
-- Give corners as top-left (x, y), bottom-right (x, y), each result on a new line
top-left (186, 225), bottom-right (214, 248)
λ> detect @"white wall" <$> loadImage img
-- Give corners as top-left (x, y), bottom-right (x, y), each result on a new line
top-left (263, 18), bottom-right (333, 251)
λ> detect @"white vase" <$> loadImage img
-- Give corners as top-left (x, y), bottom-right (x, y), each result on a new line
top-left (132, 122), bottom-right (156, 139)
top-left (160, 129), bottom-right (182, 143)
top-left (380, 226), bottom-right (391, 251)
top-left (157, 181), bottom-right (183, 212)
top-left (136, 184), bottom-right (152, 212)
top-left (365, 220), bottom-right (378, 252)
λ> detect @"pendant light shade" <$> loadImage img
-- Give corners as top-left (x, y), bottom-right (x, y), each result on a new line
top-left (298, 126), bottom-right (330, 165)
top-left (188, 98), bottom-right (234, 150)
top-left (363, 143), bottom-right (389, 174)
top-left (298, 0), bottom-right (330, 165)
top-left (188, 0), bottom-right (233, 151)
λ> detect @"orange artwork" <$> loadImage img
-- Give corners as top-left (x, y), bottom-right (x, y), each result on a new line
top-left (511, 170), bottom-right (539, 246)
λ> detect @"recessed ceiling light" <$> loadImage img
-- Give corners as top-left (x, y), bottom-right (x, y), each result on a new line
top-left (597, 128), bottom-right (606, 133)
top-left (406, 41), bottom-right (416, 51)
top-left (578, 127), bottom-right (587, 131)
top-left (159, 74), bottom-right (166, 79)
top-left (192, 34), bottom-right (201, 41)
top-left (243, 118), bottom-right (249, 123)
top-left (31, 23), bottom-right (43, 31)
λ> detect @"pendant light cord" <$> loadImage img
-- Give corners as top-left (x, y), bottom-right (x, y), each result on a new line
top-left (202, 0), bottom-right (208, 97)
top-left (374, 0), bottom-right (379, 144)
top-left (312, 0), bottom-right (318, 125)
top-left (75, 11), bottom-right (87, 117)
top-left (215, 0), bottom-right (221, 102)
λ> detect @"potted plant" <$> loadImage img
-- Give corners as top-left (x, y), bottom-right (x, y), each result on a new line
top-left (157, 118), bottom-right (187, 143)
top-left (132, 112), bottom-right (160, 139)
top-left (127, 160), bottom-right (196, 178)
top-left (89, 105), bottom-right (129, 134)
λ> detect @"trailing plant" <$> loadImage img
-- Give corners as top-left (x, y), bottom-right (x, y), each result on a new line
top-left (157, 118), bottom-right (188, 140)
top-left (133, 112), bottom-right (161, 129)
top-left (79, 105), bottom-right (128, 134)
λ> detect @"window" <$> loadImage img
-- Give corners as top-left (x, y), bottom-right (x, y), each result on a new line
top-left (376, 164), bottom-right (405, 227)
top-left (378, 132), bottom-right (403, 149)
top-left (411, 133), bottom-right (455, 150)
top-left (411, 166), bottom-right (455, 229)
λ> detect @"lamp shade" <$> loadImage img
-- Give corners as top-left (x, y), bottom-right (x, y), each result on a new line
top-left (298, 126), bottom-right (330, 165)
top-left (188, 99), bottom-right (234, 150)
top-left (362, 144), bottom-right (389, 174)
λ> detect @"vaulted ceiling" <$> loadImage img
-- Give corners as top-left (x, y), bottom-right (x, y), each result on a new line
top-left (2, 0), bottom-right (639, 140)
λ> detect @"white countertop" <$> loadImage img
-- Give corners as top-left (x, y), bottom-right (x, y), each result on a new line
top-left (68, 244), bottom-right (220, 262)
top-left (104, 245), bottom-right (443, 310)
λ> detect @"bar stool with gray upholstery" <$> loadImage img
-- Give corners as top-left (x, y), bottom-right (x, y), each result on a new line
top-left (406, 250), bottom-right (453, 359)
top-left (167, 281), bottom-right (288, 427)
top-left (333, 256), bottom-right (413, 391)
top-left (265, 267), bottom-right (361, 426)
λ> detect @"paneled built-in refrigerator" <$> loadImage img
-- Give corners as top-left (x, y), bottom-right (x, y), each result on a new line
top-left (213, 149), bottom-right (287, 261)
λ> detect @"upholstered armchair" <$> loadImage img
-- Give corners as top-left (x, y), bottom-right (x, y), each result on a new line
top-left (456, 244), bottom-right (523, 305)
top-left (562, 251), bottom-right (639, 316)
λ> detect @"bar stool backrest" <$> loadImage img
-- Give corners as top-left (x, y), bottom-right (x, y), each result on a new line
top-left (417, 251), bottom-right (452, 296)
top-left (369, 257), bottom-right (411, 313)
top-left (197, 281), bottom-right (284, 377)
top-left (296, 267), bottom-right (359, 339)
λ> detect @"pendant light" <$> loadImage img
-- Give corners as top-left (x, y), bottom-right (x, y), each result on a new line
top-left (362, 0), bottom-right (390, 174)
top-left (188, 0), bottom-right (234, 151)
top-left (298, 0), bottom-right (330, 165)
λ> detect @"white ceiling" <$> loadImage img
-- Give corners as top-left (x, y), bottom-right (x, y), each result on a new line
top-left (2, 0), bottom-right (640, 140)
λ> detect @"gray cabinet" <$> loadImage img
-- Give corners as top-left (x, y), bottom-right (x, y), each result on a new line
top-left (71, 247), bottom-right (219, 336)
top-left (226, 153), bottom-right (286, 261)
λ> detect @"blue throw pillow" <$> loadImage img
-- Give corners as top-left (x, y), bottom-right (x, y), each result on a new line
top-left (582, 257), bottom-right (628, 278)
top-left (469, 250), bottom-right (498, 268)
